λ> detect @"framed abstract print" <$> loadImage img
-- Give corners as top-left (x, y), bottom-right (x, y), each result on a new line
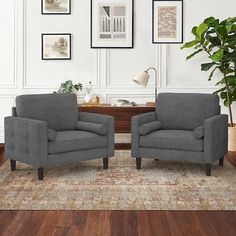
top-left (152, 0), bottom-right (183, 44)
top-left (91, 0), bottom-right (134, 48)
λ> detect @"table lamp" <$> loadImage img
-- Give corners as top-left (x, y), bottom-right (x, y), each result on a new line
top-left (133, 67), bottom-right (158, 104)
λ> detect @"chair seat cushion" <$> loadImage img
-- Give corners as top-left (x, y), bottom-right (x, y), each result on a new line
top-left (48, 130), bottom-right (107, 154)
top-left (140, 130), bottom-right (204, 152)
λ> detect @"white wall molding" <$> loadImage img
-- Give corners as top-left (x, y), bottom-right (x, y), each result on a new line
top-left (0, 1), bottom-right (18, 89)
top-left (0, 94), bottom-right (16, 142)
top-left (164, 46), bottom-right (219, 90)
top-left (21, 0), bottom-right (101, 90)
top-left (105, 47), bottom-right (161, 89)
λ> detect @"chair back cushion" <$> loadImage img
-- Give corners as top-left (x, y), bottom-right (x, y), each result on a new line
top-left (16, 94), bottom-right (78, 131)
top-left (156, 93), bottom-right (220, 130)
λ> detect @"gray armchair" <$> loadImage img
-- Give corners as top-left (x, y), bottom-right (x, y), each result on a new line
top-left (131, 93), bottom-right (228, 176)
top-left (4, 94), bottom-right (114, 180)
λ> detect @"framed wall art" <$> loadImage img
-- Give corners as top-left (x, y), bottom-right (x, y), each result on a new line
top-left (152, 0), bottom-right (183, 44)
top-left (42, 33), bottom-right (71, 60)
top-left (91, 0), bottom-right (134, 48)
top-left (41, 0), bottom-right (71, 15)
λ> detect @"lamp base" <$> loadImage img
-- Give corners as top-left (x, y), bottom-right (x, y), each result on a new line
top-left (146, 102), bottom-right (156, 107)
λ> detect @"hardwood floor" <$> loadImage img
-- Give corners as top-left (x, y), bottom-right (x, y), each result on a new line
top-left (0, 210), bottom-right (236, 236)
top-left (0, 148), bottom-right (236, 236)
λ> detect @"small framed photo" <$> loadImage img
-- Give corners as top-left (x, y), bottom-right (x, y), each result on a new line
top-left (91, 0), bottom-right (134, 48)
top-left (152, 0), bottom-right (183, 44)
top-left (42, 34), bottom-right (71, 60)
top-left (41, 0), bottom-right (71, 15)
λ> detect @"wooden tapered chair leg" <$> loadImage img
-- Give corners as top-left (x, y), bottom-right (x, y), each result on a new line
top-left (103, 158), bottom-right (108, 169)
top-left (219, 157), bottom-right (224, 167)
top-left (206, 164), bottom-right (212, 176)
top-left (136, 158), bottom-right (141, 170)
top-left (38, 168), bottom-right (44, 180)
top-left (10, 160), bottom-right (16, 171)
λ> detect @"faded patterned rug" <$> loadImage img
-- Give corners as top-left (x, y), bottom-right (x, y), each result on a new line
top-left (0, 151), bottom-right (236, 210)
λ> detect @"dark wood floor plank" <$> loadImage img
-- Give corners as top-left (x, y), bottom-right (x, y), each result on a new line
top-left (0, 211), bottom-right (18, 233)
top-left (0, 211), bottom-right (31, 236)
top-left (137, 211), bottom-right (151, 236)
top-left (82, 211), bottom-right (101, 236)
top-left (0, 211), bottom-right (236, 236)
top-left (97, 211), bottom-right (111, 236)
top-left (165, 211), bottom-right (184, 236)
top-left (171, 211), bottom-right (206, 236)
top-left (16, 211), bottom-right (48, 236)
top-left (124, 211), bottom-right (139, 236)
top-left (36, 211), bottom-right (63, 236)
top-left (110, 211), bottom-right (125, 236)
top-left (67, 211), bottom-right (89, 236)
top-left (146, 211), bottom-right (172, 236)
top-left (207, 211), bottom-right (236, 236)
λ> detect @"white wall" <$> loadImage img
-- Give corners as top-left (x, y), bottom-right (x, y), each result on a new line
top-left (0, 0), bottom-right (235, 142)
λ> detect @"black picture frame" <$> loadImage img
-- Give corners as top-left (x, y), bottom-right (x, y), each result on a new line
top-left (41, 33), bottom-right (72, 60)
top-left (90, 0), bottom-right (134, 49)
top-left (41, 0), bottom-right (71, 15)
top-left (152, 0), bottom-right (183, 44)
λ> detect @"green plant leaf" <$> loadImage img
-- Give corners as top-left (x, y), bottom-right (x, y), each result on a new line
top-left (181, 40), bottom-right (199, 49)
top-left (196, 23), bottom-right (208, 40)
top-left (186, 49), bottom-right (203, 60)
top-left (208, 66), bottom-right (219, 80)
top-left (214, 86), bottom-right (226, 94)
top-left (210, 48), bottom-right (224, 62)
top-left (201, 62), bottom-right (216, 71)
top-left (191, 26), bottom-right (197, 36)
top-left (220, 92), bottom-right (227, 99)
top-left (204, 17), bottom-right (216, 25)
top-left (207, 36), bottom-right (221, 46)
top-left (216, 25), bottom-right (228, 40)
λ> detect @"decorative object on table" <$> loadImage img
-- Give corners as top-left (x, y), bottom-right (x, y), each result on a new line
top-left (82, 96), bottom-right (100, 107)
top-left (42, 33), bottom-right (71, 60)
top-left (41, 0), bottom-right (71, 15)
top-left (83, 81), bottom-right (94, 103)
top-left (133, 67), bottom-right (158, 104)
top-left (114, 99), bottom-right (137, 107)
top-left (54, 80), bottom-right (83, 94)
top-left (91, 0), bottom-right (134, 48)
top-left (152, 0), bottom-right (183, 44)
top-left (181, 16), bottom-right (236, 150)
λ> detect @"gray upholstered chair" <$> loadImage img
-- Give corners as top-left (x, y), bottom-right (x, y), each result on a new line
top-left (131, 93), bottom-right (228, 176)
top-left (4, 94), bottom-right (114, 180)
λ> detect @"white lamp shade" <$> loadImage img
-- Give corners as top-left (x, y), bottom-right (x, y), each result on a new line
top-left (133, 71), bottom-right (150, 87)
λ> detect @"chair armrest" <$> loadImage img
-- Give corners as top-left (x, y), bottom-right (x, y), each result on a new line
top-left (4, 116), bottom-right (48, 167)
top-left (78, 112), bottom-right (114, 157)
top-left (131, 112), bottom-right (157, 157)
top-left (204, 114), bottom-right (228, 163)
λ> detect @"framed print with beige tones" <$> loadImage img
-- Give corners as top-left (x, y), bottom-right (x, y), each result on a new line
top-left (41, 0), bottom-right (71, 15)
top-left (152, 0), bottom-right (183, 44)
top-left (91, 0), bottom-right (134, 48)
top-left (42, 34), bottom-right (71, 60)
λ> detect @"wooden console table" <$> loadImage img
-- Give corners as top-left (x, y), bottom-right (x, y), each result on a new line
top-left (79, 104), bottom-right (156, 149)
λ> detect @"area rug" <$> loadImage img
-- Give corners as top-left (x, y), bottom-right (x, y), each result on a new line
top-left (0, 151), bottom-right (236, 210)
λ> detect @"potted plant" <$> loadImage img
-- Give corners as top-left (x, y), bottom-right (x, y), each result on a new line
top-left (54, 80), bottom-right (83, 94)
top-left (181, 16), bottom-right (236, 150)
top-left (54, 80), bottom-right (83, 103)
